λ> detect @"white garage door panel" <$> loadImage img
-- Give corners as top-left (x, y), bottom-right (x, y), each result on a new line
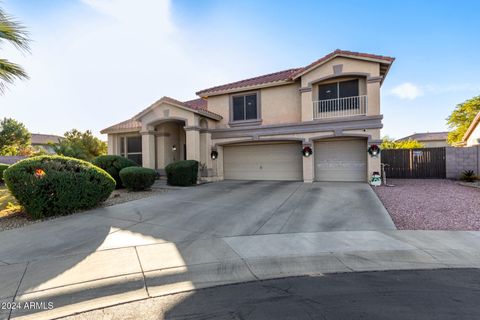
top-left (224, 143), bottom-right (303, 181)
top-left (315, 139), bottom-right (367, 182)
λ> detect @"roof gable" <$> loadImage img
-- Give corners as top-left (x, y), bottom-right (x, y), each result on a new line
top-left (196, 50), bottom-right (394, 97)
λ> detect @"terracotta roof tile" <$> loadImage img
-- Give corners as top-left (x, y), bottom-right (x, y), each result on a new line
top-left (184, 98), bottom-right (207, 110)
top-left (196, 50), bottom-right (395, 96)
top-left (196, 68), bottom-right (301, 96)
top-left (100, 118), bottom-right (141, 134)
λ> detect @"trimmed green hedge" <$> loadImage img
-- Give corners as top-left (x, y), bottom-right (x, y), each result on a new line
top-left (0, 163), bottom-right (9, 182)
top-left (91, 155), bottom-right (138, 189)
top-left (4, 155), bottom-right (115, 219)
top-left (165, 160), bottom-right (198, 186)
top-left (119, 167), bottom-right (157, 191)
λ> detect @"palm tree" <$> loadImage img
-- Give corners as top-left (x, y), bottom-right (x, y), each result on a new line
top-left (0, 6), bottom-right (30, 94)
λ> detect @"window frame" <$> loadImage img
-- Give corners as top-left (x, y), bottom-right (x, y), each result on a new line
top-left (318, 79), bottom-right (359, 101)
top-left (229, 91), bottom-right (262, 126)
top-left (119, 135), bottom-right (143, 165)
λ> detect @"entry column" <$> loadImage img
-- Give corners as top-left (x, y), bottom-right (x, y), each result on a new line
top-left (185, 127), bottom-right (200, 161)
top-left (141, 129), bottom-right (156, 169)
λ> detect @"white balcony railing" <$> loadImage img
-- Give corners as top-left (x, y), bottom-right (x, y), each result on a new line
top-left (313, 95), bottom-right (367, 119)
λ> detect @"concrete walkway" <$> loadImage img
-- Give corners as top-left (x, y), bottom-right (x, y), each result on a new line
top-left (0, 181), bottom-right (478, 319)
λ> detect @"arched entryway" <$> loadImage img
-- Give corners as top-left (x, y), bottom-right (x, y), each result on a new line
top-left (153, 120), bottom-right (186, 172)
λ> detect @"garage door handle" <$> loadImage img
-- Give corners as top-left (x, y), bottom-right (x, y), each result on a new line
top-left (259, 165), bottom-right (263, 169)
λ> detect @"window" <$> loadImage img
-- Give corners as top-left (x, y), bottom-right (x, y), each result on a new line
top-left (232, 93), bottom-right (258, 122)
top-left (120, 136), bottom-right (142, 165)
top-left (318, 79), bottom-right (359, 110)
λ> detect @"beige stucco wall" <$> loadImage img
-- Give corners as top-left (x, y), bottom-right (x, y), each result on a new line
top-left (466, 124), bottom-right (480, 146)
top-left (206, 83), bottom-right (301, 127)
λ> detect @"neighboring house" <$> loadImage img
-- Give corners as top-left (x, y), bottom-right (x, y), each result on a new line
top-left (462, 111), bottom-right (480, 146)
top-left (396, 132), bottom-right (449, 148)
top-left (31, 133), bottom-right (63, 154)
top-left (102, 49), bottom-right (394, 182)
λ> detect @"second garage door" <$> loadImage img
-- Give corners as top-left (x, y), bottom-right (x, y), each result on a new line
top-left (314, 139), bottom-right (367, 182)
top-left (223, 142), bottom-right (303, 181)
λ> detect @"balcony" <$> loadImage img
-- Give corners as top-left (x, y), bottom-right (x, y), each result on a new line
top-left (313, 95), bottom-right (367, 120)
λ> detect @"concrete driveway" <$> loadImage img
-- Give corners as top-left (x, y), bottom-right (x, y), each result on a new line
top-left (7, 181), bottom-right (480, 319)
top-left (119, 180), bottom-right (395, 236)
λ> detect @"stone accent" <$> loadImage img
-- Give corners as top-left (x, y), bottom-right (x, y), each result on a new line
top-left (446, 146), bottom-right (480, 179)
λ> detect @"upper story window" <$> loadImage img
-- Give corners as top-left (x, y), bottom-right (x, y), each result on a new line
top-left (318, 79), bottom-right (359, 101)
top-left (231, 93), bottom-right (259, 122)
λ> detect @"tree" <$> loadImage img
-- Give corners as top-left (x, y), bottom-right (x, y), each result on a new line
top-left (53, 129), bottom-right (107, 161)
top-left (381, 136), bottom-right (424, 149)
top-left (446, 96), bottom-right (480, 145)
top-left (0, 6), bottom-right (30, 94)
top-left (0, 117), bottom-right (31, 155)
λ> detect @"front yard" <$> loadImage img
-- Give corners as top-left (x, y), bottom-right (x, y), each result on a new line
top-left (0, 183), bottom-right (167, 231)
top-left (374, 179), bottom-right (480, 230)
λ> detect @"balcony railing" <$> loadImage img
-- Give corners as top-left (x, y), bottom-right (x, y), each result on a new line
top-left (313, 95), bottom-right (367, 119)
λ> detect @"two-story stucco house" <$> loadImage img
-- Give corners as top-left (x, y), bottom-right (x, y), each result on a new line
top-left (101, 50), bottom-right (394, 182)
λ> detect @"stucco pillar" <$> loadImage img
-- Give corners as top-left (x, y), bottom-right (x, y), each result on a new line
top-left (141, 130), bottom-right (156, 169)
top-left (185, 128), bottom-right (200, 161)
top-left (366, 80), bottom-right (381, 116)
top-left (301, 90), bottom-right (313, 122)
top-left (107, 134), bottom-right (115, 155)
top-left (303, 143), bottom-right (314, 183)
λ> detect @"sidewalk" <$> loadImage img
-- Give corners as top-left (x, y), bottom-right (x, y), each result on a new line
top-left (1, 227), bottom-right (480, 319)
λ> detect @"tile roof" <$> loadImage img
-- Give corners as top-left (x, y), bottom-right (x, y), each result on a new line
top-left (291, 49), bottom-right (395, 79)
top-left (196, 68), bottom-right (302, 97)
top-left (101, 97), bottom-right (218, 134)
top-left (30, 133), bottom-right (63, 145)
top-left (100, 118), bottom-right (142, 134)
top-left (196, 49), bottom-right (395, 96)
top-left (397, 132), bottom-right (449, 142)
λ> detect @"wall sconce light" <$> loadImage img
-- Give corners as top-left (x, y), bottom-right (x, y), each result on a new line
top-left (210, 150), bottom-right (218, 160)
top-left (172, 145), bottom-right (177, 151)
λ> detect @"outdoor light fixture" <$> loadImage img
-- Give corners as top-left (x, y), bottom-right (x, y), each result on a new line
top-left (172, 145), bottom-right (177, 151)
top-left (211, 150), bottom-right (218, 160)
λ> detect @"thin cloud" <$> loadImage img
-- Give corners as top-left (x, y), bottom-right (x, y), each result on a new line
top-left (390, 83), bottom-right (423, 100)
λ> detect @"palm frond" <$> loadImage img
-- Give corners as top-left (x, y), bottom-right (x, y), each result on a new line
top-left (0, 8), bottom-right (30, 52)
top-left (0, 58), bottom-right (28, 93)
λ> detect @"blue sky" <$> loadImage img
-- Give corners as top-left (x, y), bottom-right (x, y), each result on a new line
top-left (2, 0), bottom-right (480, 139)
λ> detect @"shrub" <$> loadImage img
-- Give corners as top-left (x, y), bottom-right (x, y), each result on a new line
top-left (4, 155), bottom-right (115, 219)
top-left (461, 170), bottom-right (477, 182)
top-left (0, 163), bottom-right (9, 182)
top-left (91, 155), bottom-right (138, 188)
top-left (119, 167), bottom-right (157, 191)
top-left (165, 160), bottom-right (198, 186)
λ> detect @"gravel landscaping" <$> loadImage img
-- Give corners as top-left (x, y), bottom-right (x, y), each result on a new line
top-left (0, 187), bottom-right (167, 232)
top-left (373, 179), bottom-right (480, 230)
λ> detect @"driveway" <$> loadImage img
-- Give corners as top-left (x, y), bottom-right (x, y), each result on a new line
top-left (14, 181), bottom-right (480, 320)
top-left (125, 180), bottom-right (395, 236)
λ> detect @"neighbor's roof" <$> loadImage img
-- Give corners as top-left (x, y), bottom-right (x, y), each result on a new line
top-left (30, 133), bottom-right (63, 145)
top-left (196, 49), bottom-right (395, 97)
top-left (462, 111), bottom-right (480, 142)
top-left (397, 132), bottom-right (449, 142)
top-left (101, 97), bottom-right (219, 134)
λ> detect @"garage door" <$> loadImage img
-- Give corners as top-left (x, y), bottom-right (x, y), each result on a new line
top-left (314, 139), bottom-right (367, 182)
top-left (223, 142), bottom-right (303, 181)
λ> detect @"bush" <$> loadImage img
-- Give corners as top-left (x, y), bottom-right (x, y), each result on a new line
top-left (165, 160), bottom-right (198, 186)
top-left (91, 155), bottom-right (138, 188)
top-left (119, 167), bottom-right (157, 191)
top-left (0, 163), bottom-right (9, 182)
top-left (4, 155), bottom-right (115, 219)
top-left (461, 170), bottom-right (477, 182)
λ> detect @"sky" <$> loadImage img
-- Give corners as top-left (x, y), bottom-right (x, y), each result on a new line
top-left (1, 0), bottom-right (480, 139)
